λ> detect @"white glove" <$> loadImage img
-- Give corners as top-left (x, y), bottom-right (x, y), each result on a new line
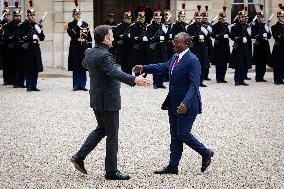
top-left (264, 24), bottom-right (269, 32)
top-left (228, 25), bottom-right (232, 33)
top-left (127, 33), bottom-right (131, 38)
top-left (162, 24), bottom-right (167, 34)
top-left (77, 19), bottom-right (83, 27)
top-left (201, 26), bottom-right (208, 36)
top-left (160, 36), bottom-right (165, 41)
top-left (199, 35), bottom-right (205, 40)
top-left (35, 24), bottom-right (41, 33)
top-left (169, 34), bottom-right (173, 39)
top-left (224, 34), bottom-right (229, 39)
top-left (142, 36), bottom-right (148, 42)
top-left (206, 25), bottom-right (212, 33)
top-left (247, 27), bottom-right (251, 36)
top-left (243, 37), bottom-right (247, 43)
top-left (263, 33), bottom-right (267, 38)
top-left (33, 34), bottom-right (39, 40)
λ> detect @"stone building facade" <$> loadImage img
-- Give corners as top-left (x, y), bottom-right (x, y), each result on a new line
top-left (0, 0), bottom-right (282, 70)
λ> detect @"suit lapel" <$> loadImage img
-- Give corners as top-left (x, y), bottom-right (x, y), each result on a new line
top-left (171, 51), bottom-right (190, 76)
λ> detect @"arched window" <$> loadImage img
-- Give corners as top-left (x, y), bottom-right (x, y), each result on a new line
top-left (231, 0), bottom-right (266, 23)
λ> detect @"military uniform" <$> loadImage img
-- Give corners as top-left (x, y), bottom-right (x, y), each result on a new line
top-left (202, 6), bottom-right (213, 81)
top-left (67, 7), bottom-right (92, 91)
top-left (271, 6), bottom-right (284, 84)
top-left (114, 10), bottom-right (132, 74)
top-left (251, 6), bottom-right (271, 82)
top-left (145, 7), bottom-right (168, 88)
top-left (17, 3), bottom-right (45, 91)
top-left (212, 7), bottom-right (230, 83)
top-left (0, 4), bottom-right (11, 85)
top-left (229, 7), bottom-right (252, 86)
top-left (187, 6), bottom-right (210, 87)
top-left (128, 10), bottom-right (148, 72)
top-left (3, 3), bottom-right (24, 87)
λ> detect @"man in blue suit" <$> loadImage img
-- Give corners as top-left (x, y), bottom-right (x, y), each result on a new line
top-left (133, 32), bottom-right (214, 174)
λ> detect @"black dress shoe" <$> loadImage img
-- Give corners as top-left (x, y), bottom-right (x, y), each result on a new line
top-left (32, 88), bottom-right (40, 91)
top-left (201, 150), bottom-right (214, 172)
top-left (217, 80), bottom-right (222, 83)
top-left (200, 83), bottom-right (207, 87)
top-left (240, 82), bottom-right (249, 86)
top-left (105, 170), bottom-right (130, 180)
top-left (71, 156), bottom-right (87, 174)
top-left (19, 85), bottom-right (27, 88)
top-left (80, 88), bottom-right (88, 91)
top-left (13, 85), bottom-right (19, 88)
top-left (154, 85), bottom-right (167, 89)
top-left (222, 80), bottom-right (228, 83)
top-left (256, 79), bottom-right (267, 82)
top-left (204, 78), bottom-right (211, 81)
top-left (73, 87), bottom-right (79, 91)
top-left (244, 77), bottom-right (251, 80)
top-left (154, 165), bottom-right (178, 175)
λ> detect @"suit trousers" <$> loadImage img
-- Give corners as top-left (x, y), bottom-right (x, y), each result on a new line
top-left (234, 69), bottom-right (245, 85)
top-left (204, 69), bottom-right (210, 79)
top-left (153, 73), bottom-right (164, 86)
top-left (273, 68), bottom-right (284, 83)
top-left (255, 64), bottom-right (266, 81)
top-left (168, 111), bottom-right (209, 167)
top-left (216, 66), bottom-right (227, 81)
top-left (73, 71), bottom-right (87, 89)
top-left (26, 72), bottom-right (38, 89)
top-left (75, 111), bottom-right (119, 173)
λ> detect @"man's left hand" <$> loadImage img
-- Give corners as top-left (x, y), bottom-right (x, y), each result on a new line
top-left (177, 103), bottom-right (187, 114)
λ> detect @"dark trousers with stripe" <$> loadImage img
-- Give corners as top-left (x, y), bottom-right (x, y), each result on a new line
top-left (73, 71), bottom-right (87, 89)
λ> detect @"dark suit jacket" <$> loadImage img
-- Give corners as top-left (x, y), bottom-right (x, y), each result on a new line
top-left (143, 50), bottom-right (202, 115)
top-left (83, 44), bottom-right (136, 111)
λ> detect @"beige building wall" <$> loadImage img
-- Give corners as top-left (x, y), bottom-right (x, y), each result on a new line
top-left (16, 0), bottom-right (282, 70)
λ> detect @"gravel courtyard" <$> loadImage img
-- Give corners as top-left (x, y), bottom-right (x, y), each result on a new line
top-left (0, 72), bottom-right (283, 189)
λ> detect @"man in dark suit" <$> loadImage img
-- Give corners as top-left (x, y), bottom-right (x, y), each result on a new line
top-left (133, 32), bottom-right (214, 174)
top-left (71, 25), bottom-right (151, 180)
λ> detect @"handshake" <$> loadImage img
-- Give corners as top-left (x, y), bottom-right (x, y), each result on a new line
top-left (133, 65), bottom-right (152, 86)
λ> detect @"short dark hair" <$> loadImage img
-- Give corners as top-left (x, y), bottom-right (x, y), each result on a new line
top-left (176, 32), bottom-right (191, 45)
top-left (94, 25), bottom-right (112, 44)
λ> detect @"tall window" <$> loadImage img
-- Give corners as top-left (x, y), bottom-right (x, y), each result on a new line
top-left (231, 0), bottom-right (266, 23)
top-left (0, 0), bottom-right (25, 19)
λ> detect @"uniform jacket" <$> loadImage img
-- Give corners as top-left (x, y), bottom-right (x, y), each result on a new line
top-left (67, 19), bottom-right (92, 71)
top-left (82, 44), bottom-right (136, 111)
top-left (271, 21), bottom-right (284, 69)
top-left (211, 21), bottom-right (230, 66)
top-left (143, 50), bottom-right (202, 115)
top-left (17, 19), bottom-right (45, 74)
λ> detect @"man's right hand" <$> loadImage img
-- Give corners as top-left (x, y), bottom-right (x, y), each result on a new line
top-left (132, 65), bottom-right (143, 73)
top-left (134, 74), bottom-right (151, 86)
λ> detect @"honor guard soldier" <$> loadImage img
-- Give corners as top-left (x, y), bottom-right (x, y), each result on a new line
top-left (244, 7), bottom-right (253, 80)
top-left (4, 1), bottom-right (25, 88)
top-left (104, 13), bottom-right (117, 26)
top-left (202, 6), bottom-right (213, 81)
top-left (171, 4), bottom-right (187, 39)
top-left (271, 4), bottom-right (284, 85)
top-left (211, 6), bottom-right (230, 83)
top-left (163, 5), bottom-right (174, 58)
top-left (146, 4), bottom-right (168, 89)
top-left (187, 5), bottom-right (210, 87)
top-left (229, 5), bottom-right (252, 86)
top-left (251, 4), bottom-right (271, 82)
top-left (128, 6), bottom-right (148, 75)
top-left (66, 0), bottom-right (92, 91)
top-left (114, 6), bottom-right (133, 74)
top-left (0, 1), bottom-right (11, 85)
top-left (103, 13), bottom-right (116, 56)
top-left (17, 0), bottom-right (45, 92)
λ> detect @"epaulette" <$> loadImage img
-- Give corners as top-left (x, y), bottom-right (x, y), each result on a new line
top-left (64, 23), bottom-right (68, 31)
top-left (117, 23), bottom-right (122, 27)
top-left (130, 23), bottom-right (136, 27)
